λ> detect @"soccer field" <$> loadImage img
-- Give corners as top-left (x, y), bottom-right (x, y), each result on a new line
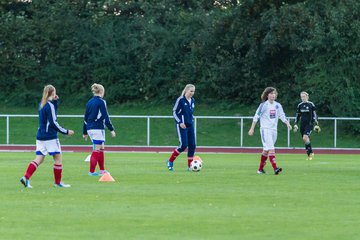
top-left (0, 152), bottom-right (359, 240)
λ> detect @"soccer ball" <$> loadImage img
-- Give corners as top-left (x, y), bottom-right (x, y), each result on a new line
top-left (190, 159), bottom-right (203, 172)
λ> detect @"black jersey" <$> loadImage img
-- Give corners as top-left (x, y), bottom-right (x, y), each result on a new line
top-left (294, 101), bottom-right (318, 125)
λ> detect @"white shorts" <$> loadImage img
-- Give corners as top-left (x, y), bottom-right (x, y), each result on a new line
top-left (36, 139), bottom-right (62, 156)
top-left (87, 129), bottom-right (105, 144)
top-left (260, 128), bottom-right (277, 151)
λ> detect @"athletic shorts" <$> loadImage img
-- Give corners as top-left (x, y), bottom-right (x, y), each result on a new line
top-left (260, 128), bottom-right (277, 151)
top-left (36, 139), bottom-right (62, 156)
top-left (87, 129), bottom-right (105, 144)
top-left (300, 124), bottom-right (313, 136)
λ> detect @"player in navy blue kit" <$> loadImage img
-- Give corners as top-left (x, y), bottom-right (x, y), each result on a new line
top-left (83, 83), bottom-right (116, 176)
top-left (167, 84), bottom-right (196, 171)
top-left (293, 91), bottom-right (320, 160)
top-left (20, 85), bottom-right (74, 188)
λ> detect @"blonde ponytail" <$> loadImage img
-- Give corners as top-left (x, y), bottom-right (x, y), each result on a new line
top-left (40, 85), bottom-right (55, 109)
top-left (181, 84), bottom-right (195, 97)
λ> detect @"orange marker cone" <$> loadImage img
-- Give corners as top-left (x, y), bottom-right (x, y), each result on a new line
top-left (194, 155), bottom-right (202, 162)
top-left (99, 173), bottom-right (115, 182)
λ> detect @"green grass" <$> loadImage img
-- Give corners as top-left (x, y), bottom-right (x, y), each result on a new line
top-left (1, 152), bottom-right (359, 239)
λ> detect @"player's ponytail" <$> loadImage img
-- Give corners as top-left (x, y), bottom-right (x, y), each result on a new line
top-left (40, 85), bottom-right (55, 109)
top-left (181, 84), bottom-right (195, 97)
top-left (91, 83), bottom-right (105, 96)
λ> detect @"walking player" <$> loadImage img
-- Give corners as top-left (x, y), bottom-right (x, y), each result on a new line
top-left (20, 85), bottom-right (74, 188)
top-left (293, 91), bottom-right (320, 160)
top-left (248, 87), bottom-right (292, 175)
top-left (166, 84), bottom-right (196, 171)
top-left (83, 83), bottom-right (116, 176)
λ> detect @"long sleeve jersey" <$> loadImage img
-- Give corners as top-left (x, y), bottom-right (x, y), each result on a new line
top-left (294, 101), bottom-right (318, 125)
top-left (36, 100), bottom-right (68, 141)
top-left (83, 96), bottom-right (114, 135)
top-left (253, 100), bottom-right (288, 130)
top-left (173, 96), bottom-right (195, 126)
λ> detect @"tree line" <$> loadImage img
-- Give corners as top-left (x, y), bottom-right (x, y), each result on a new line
top-left (1, 0), bottom-right (360, 120)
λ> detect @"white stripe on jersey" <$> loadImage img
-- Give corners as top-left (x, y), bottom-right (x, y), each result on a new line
top-left (49, 102), bottom-right (67, 134)
top-left (101, 99), bottom-right (113, 125)
top-left (97, 109), bottom-right (102, 120)
top-left (176, 124), bottom-right (182, 148)
top-left (173, 97), bottom-right (182, 123)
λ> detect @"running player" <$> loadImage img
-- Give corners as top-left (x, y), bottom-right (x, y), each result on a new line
top-left (293, 91), bottom-right (320, 160)
top-left (83, 83), bottom-right (116, 176)
top-left (166, 84), bottom-right (196, 171)
top-left (20, 85), bottom-right (75, 188)
top-left (248, 87), bottom-right (292, 175)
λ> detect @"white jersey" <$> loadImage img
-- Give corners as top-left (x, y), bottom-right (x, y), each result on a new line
top-left (253, 100), bottom-right (288, 130)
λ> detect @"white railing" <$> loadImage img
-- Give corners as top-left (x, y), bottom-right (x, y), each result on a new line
top-left (0, 114), bottom-right (359, 148)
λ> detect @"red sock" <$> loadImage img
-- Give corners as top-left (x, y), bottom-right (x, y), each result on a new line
top-left (98, 150), bottom-right (105, 171)
top-left (169, 149), bottom-right (180, 162)
top-left (258, 154), bottom-right (267, 171)
top-left (53, 164), bottom-right (62, 184)
top-left (188, 157), bottom-right (194, 168)
top-left (24, 161), bottom-right (38, 179)
top-left (269, 155), bottom-right (277, 170)
top-left (90, 151), bottom-right (100, 173)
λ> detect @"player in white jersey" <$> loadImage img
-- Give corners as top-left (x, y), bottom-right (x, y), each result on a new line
top-left (248, 87), bottom-right (292, 175)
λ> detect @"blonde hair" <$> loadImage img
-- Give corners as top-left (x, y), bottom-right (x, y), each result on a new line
top-left (181, 84), bottom-right (195, 97)
top-left (300, 91), bottom-right (309, 97)
top-left (91, 83), bottom-right (105, 96)
top-left (261, 87), bottom-right (277, 102)
top-left (40, 85), bottom-right (55, 109)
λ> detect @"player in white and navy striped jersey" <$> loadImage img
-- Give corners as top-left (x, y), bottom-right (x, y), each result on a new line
top-left (83, 83), bottom-right (116, 176)
top-left (20, 85), bottom-right (74, 188)
top-left (248, 87), bottom-right (292, 175)
top-left (166, 84), bottom-right (196, 171)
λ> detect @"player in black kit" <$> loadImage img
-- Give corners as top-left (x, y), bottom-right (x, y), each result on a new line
top-left (293, 92), bottom-right (320, 160)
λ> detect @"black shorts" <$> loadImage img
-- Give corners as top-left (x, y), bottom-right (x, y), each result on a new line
top-left (300, 124), bottom-right (313, 136)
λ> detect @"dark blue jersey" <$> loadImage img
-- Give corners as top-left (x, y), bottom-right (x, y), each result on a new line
top-left (173, 96), bottom-right (195, 126)
top-left (36, 100), bottom-right (68, 141)
top-left (295, 101), bottom-right (318, 125)
top-left (83, 96), bottom-right (114, 134)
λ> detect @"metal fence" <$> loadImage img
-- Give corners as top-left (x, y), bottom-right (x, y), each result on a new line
top-left (0, 114), bottom-right (359, 148)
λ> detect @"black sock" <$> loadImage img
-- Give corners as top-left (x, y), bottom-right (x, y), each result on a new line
top-left (305, 142), bottom-right (312, 156)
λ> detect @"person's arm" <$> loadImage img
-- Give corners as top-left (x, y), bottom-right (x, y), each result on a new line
top-left (172, 97), bottom-right (183, 124)
top-left (312, 103), bottom-right (319, 125)
top-left (248, 103), bottom-right (263, 136)
top-left (99, 100), bottom-right (114, 132)
top-left (293, 104), bottom-right (301, 132)
top-left (47, 103), bottom-right (69, 135)
top-left (294, 104), bottom-right (301, 124)
top-left (83, 107), bottom-right (88, 140)
top-left (248, 121), bottom-right (257, 136)
top-left (278, 104), bottom-right (292, 130)
top-left (312, 103), bottom-right (321, 132)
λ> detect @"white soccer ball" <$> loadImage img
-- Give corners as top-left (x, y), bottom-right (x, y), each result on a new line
top-left (190, 160), bottom-right (203, 172)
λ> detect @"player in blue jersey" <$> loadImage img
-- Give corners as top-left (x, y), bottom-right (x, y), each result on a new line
top-left (248, 87), bottom-right (292, 175)
top-left (83, 83), bottom-right (116, 176)
top-left (20, 85), bottom-right (75, 188)
top-left (166, 84), bottom-right (196, 171)
top-left (293, 91), bottom-right (320, 160)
